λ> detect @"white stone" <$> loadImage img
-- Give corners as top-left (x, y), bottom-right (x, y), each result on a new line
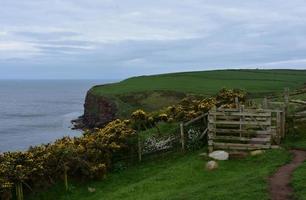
top-left (209, 150), bottom-right (229, 160)
top-left (88, 187), bottom-right (96, 193)
top-left (206, 160), bottom-right (219, 171)
top-left (250, 150), bottom-right (264, 156)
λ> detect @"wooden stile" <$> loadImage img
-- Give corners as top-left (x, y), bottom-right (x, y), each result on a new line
top-left (208, 105), bottom-right (279, 151)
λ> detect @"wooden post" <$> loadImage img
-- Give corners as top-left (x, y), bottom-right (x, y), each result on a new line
top-left (207, 116), bottom-right (213, 153)
top-left (204, 114), bottom-right (207, 131)
top-left (284, 88), bottom-right (289, 116)
top-left (208, 106), bottom-right (216, 153)
top-left (262, 97), bottom-right (268, 109)
top-left (16, 182), bottom-right (24, 200)
top-left (235, 97), bottom-right (239, 108)
top-left (240, 105), bottom-right (245, 138)
top-left (267, 111), bottom-right (272, 148)
top-left (180, 123), bottom-right (185, 152)
top-left (281, 111), bottom-right (286, 138)
top-left (137, 133), bottom-right (142, 162)
top-left (276, 111), bottom-right (281, 142)
top-left (63, 165), bottom-right (68, 191)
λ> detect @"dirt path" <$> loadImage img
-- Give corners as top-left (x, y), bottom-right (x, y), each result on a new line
top-left (269, 150), bottom-right (306, 200)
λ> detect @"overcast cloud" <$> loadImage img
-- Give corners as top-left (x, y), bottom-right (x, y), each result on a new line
top-left (0, 0), bottom-right (306, 79)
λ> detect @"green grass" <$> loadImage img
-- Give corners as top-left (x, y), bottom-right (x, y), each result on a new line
top-left (293, 162), bottom-right (306, 200)
top-left (283, 121), bottom-right (306, 200)
top-left (283, 122), bottom-right (306, 150)
top-left (89, 69), bottom-right (306, 117)
top-left (139, 122), bottom-right (179, 139)
top-left (92, 69), bottom-right (306, 96)
top-left (28, 149), bottom-right (290, 200)
top-left (113, 91), bottom-right (186, 117)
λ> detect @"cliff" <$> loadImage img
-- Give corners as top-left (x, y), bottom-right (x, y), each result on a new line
top-left (82, 91), bottom-right (118, 128)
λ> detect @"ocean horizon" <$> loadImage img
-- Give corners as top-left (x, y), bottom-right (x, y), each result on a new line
top-left (0, 79), bottom-right (114, 152)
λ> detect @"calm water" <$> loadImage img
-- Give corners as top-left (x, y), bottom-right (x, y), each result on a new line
top-left (0, 80), bottom-right (109, 152)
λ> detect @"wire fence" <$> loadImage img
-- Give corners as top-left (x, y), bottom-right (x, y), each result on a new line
top-left (111, 115), bottom-right (209, 169)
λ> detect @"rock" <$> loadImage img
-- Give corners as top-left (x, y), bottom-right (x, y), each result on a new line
top-left (83, 92), bottom-right (118, 128)
top-left (71, 116), bottom-right (85, 129)
top-left (206, 160), bottom-right (219, 171)
top-left (88, 187), bottom-right (96, 193)
top-left (250, 150), bottom-right (265, 156)
top-left (209, 150), bottom-right (229, 160)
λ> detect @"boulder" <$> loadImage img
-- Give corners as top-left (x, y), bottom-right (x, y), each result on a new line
top-left (206, 160), bottom-right (219, 171)
top-left (250, 150), bottom-right (265, 156)
top-left (209, 150), bottom-right (229, 160)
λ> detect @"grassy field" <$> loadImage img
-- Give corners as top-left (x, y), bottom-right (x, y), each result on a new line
top-left (92, 69), bottom-right (306, 96)
top-left (29, 150), bottom-right (290, 200)
top-left (88, 69), bottom-right (306, 117)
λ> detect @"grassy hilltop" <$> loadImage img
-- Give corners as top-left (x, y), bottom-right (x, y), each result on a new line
top-left (87, 69), bottom-right (306, 118)
top-left (92, 69), bottom-right (306, 96)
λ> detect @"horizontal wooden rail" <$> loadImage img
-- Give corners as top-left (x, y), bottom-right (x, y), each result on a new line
top-left (208, 120), bottom-right (271, 126)
top-left (290, 99), bottom-right (306, 105)
top-left (268, 101), bottom-right (285, 105)
top-left (214, 142), bottom-right (272, 150)
top-left (210, 128), bottom-right (271, 135)
top-left (209, 111), bottom-right (271, 117)
top-left (212, 135), bottom-right (270, 142)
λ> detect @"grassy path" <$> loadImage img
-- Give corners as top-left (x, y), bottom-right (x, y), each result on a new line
top-left (282, 122), bottom-right (306, 200)
top-left (269, 150), bottom-right (306, 200)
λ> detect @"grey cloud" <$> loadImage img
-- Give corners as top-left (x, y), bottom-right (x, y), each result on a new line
top-left (0, 0), bottom-right (306, 79)
top-left (14, 31), bottom-right (81, 41)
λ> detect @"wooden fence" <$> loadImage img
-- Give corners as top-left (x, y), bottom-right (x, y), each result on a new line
top-left (178, 88), bottom-right (306, 152)
top-left (207, 106), bottom-right (285, 152)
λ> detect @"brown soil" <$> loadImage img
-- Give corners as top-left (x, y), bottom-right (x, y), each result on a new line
top-left (269, 150), bottom-right (306, 200)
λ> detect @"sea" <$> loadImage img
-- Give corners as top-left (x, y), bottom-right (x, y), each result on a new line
top-left (0, 80), bottom-right (111, 152)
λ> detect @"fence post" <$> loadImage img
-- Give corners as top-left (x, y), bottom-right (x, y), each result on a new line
top-left (235, 97), bottom-right (239, 108)
top-left (281, 111), bottom-right (286, 138)
top-left (239, 105), bottom-right (245, 138)
top-left (262, 97), bottom-right (268, 109)
top-left (276, 111), bottom-right (281, 143)
top-left (137, 133), bottom-right (142, 162)
top-left (284, 87), bottom-right (289, 116)
top-left (180, 123), bottom-right (185, 152)
top-left (16, 182), bottom-right (24, 200)
top-left (208, 106), bottom-right (216, 153)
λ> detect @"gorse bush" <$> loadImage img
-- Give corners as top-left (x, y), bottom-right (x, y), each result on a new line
top-left (0, 88), bottom-right (246, 199)
top-left (0, 119), bottom-right (135, 199)
top-left (165, 88), bottom-right (246, 121)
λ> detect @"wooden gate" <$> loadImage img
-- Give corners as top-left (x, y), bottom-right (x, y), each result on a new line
top-left (208, 106), bottom-right (284, 152)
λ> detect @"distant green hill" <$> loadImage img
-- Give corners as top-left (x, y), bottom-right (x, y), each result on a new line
top-left (83, 69), bottom-right (306, 126)
top-left (91, 69), bottom-right (306, 96)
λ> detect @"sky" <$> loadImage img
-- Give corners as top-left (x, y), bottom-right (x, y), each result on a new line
top-left (0, 0), bottom-right (306, 79)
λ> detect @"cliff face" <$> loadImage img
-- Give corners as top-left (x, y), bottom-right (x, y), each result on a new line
top-left (80, 88), bottom-right (186, 129)
top-left (83, 92), bottom-right (117, 128)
